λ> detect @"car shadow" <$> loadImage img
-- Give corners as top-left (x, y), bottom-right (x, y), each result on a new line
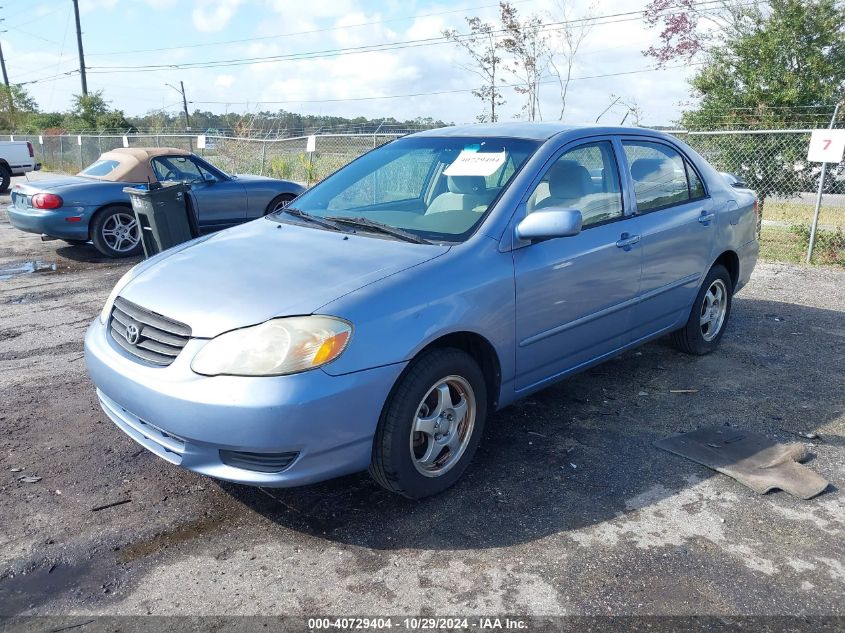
top-left (221, 295), bottom-right (842, 550)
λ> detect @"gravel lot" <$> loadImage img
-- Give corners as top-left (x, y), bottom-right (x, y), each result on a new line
top-left (1, 172), bottom-right (844, 619)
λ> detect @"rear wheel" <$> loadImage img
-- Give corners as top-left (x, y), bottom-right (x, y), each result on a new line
top-left (0, 165), bottom-right (11, 193)
top-left (265, 193), bottom-right (297, 215)
top-left (670, 264), bottom-right (733, 355)
top-left (370, 348), bottom-right (487, 499)
top-left (91, 206), bottom-right (142, 258)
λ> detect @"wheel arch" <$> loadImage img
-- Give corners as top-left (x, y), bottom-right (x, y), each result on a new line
top-left (264, 191), bottom-right (298, 215)
top-left (712, 250), bottom-right (739, 289)
top-left (411, 331), bottom-right (502, 410)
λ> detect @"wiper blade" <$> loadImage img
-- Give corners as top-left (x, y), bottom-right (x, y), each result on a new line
top-left (273, 207), bottom-right (346, 232)
top-left (324, 216), bottom-right (431, 244)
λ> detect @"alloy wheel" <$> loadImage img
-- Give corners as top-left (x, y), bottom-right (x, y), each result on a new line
top-left (101, 212), bottom-right (140, 253)
top-left (410, 375), bottom-right (476, 478)
top-left (700, 278), bottom-right (728, 341)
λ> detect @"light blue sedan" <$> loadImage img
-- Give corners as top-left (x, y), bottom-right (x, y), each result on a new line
top-left (84, 123), bottom-right (759, 498)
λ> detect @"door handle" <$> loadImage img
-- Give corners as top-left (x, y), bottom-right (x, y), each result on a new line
top-left (698, 210), bottom-right (716, 225)
top-left (616, 233), bottom-right (641, 251)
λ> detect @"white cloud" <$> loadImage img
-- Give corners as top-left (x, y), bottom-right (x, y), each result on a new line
top-left (192, 0), bottom-right (244, 33)
top-left (214, 74), bottom-right (235, 88)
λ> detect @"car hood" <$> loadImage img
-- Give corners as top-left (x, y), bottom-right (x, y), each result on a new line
top-left (119, 218), bottom-right (450, 338)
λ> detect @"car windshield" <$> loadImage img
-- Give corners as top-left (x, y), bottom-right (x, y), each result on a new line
top-left (277, 136), bottom-right (540, 243)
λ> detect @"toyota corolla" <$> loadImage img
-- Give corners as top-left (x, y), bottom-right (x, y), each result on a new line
top-left (84, 123), bottom-right (758, 498)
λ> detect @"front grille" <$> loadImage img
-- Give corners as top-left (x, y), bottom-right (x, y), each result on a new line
top-left (109, 296), bottom-right (191, 366)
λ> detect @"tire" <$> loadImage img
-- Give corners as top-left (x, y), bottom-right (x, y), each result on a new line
top-left (671, 264), bottom-right (733, 355)
top-left (90, 206), bottom-right (142, 258)
top-left (0, 165), bottom-right (11, 194)
top-left (369, 348), bottom-right (488, 499)
top-left (265, 193), bottom-right (297, 215)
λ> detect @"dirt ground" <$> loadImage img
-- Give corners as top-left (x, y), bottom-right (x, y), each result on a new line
top-left (1, 172), bottom-right (844, 619)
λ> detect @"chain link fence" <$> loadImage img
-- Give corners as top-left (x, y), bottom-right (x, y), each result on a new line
top-left (10, 129), bottom-right (844, 267)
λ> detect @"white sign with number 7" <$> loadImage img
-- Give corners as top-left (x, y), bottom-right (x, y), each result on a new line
top-left (807, 129), bottom-right (845, 163)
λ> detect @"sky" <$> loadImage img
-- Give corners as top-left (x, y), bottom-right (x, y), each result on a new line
top-left (1, 0), bottom-right (698, 127)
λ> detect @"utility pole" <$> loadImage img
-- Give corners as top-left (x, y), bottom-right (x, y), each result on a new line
top-left (165, 81), bottom-right (192, 150)
top-left (0, 40), bottom-right (9, 87)
top-left (0, 9), bottom-right (9, 87)
top-left (165, 81), bottom-right (191, 131)
top-left (71, 0), bottom-right (87, 95)
top-left (179, 80), bottom-right (190, 131)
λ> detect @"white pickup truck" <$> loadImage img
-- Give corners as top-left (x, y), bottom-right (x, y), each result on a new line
top-left (0, 140), bottom-right (41, 193)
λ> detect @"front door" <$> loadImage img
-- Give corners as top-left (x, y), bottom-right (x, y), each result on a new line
top-left (513, 139), bottom-right (643, 392)
top-left (151, 155), bottom-right (246, 230)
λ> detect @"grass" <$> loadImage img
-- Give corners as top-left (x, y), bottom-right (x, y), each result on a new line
top-left (763, 199), bottom-right (845, 227)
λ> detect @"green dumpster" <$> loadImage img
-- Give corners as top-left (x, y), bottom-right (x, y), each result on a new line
top-left (123, 182), bottom-right (199, 258)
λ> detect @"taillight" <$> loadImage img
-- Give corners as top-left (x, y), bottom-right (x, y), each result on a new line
top-left (26, 141), bottom-right (34, 157)
top-left (31, 193), bottom-right (63, 209)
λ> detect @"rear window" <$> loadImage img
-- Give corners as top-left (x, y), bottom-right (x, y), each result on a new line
top-left (80, 159), bottom-right (121, 177)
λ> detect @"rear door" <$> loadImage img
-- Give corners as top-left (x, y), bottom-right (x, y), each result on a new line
top-left (512, 138), bottom-right (643, 392)
top-left (619, 138), bottom-right (717, 341)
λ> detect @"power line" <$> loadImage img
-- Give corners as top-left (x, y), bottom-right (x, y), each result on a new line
top-left (81, 0), bottom-right (757, 75)
top-left (84, 0), bottom-right (535, 57)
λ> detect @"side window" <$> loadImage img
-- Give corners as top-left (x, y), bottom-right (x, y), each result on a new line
top-left (623, 141), bottom-right (698, 212)
top-left (526, 141), bottom-right (623, 228)
top-left (152, 156), bottom-right (204, 182)
top-left (686, 162), bottom-right (706, 200)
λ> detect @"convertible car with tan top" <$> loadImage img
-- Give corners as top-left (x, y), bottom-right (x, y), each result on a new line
top-left (7, 147), bottom-right (304, 257)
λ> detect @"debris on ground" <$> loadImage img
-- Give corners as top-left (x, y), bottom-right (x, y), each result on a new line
top-left (670, 389), bottom-right (699, 394)
top-left (17, 475), bottom-right (41, 483)
top-left (91, 499), bottom-right (132, 512)
top-left (655, 426), bottom-right (829, 500)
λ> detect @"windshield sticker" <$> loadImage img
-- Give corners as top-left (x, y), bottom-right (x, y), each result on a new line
top-left (444, 150), bottom-right (507, 177)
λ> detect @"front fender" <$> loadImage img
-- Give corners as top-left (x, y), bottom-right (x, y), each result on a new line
top-left (318, 238), bottom-right (516, 398)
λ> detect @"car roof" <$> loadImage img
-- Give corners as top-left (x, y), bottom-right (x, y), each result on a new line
top-left (103, 147), bottom-right (192, 160)
top-left (409, 122), bottom-right (670, 142)
top-left (81, 147), bottom-right (192, 183)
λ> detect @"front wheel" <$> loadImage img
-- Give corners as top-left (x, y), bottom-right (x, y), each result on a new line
top-left (671, 264), bottom-right (733, 355)
top-left (90, 206), bottom-right (142, 258)
top-left (370, 348), bottom-right (487, 499)
top-left (265, 193), bottom-right (297, 215)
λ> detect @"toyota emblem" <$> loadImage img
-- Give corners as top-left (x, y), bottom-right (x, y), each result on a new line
top-left (125, 323), bottom-right (141, 345)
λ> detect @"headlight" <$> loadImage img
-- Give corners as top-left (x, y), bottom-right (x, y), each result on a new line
top-left (99, 266), bottom-right (138, 323)
top-left (191, 316), bottom-right (352, 377)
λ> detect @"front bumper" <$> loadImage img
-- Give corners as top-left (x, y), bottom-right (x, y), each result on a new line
top-left (6, 205), bottom-right (89, 240)
top-left (84, 318), bottom-right (406, 487)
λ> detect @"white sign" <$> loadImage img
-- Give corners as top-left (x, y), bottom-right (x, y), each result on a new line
top-left (306, 135), bottom-right (316, 153)
top-left (807, 129), bottom-right (845, 163)
top-left (122, 135), bottom-right (129, 148)
top-left (8, 135), bottom-right (13, 141)
top-left (38, 135), bottom-right (43, 145)
top-left (197, 134), bottom-right (206, 149)
top-left (77, 135), bottom-right (82, 146)
top-left (444, 150), bottom-right (507, 177)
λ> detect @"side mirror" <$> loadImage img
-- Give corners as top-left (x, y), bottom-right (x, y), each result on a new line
top-left (516, 208), bottom-right (582, 241)
top-left (202, 172), bottom-right (216, 184)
